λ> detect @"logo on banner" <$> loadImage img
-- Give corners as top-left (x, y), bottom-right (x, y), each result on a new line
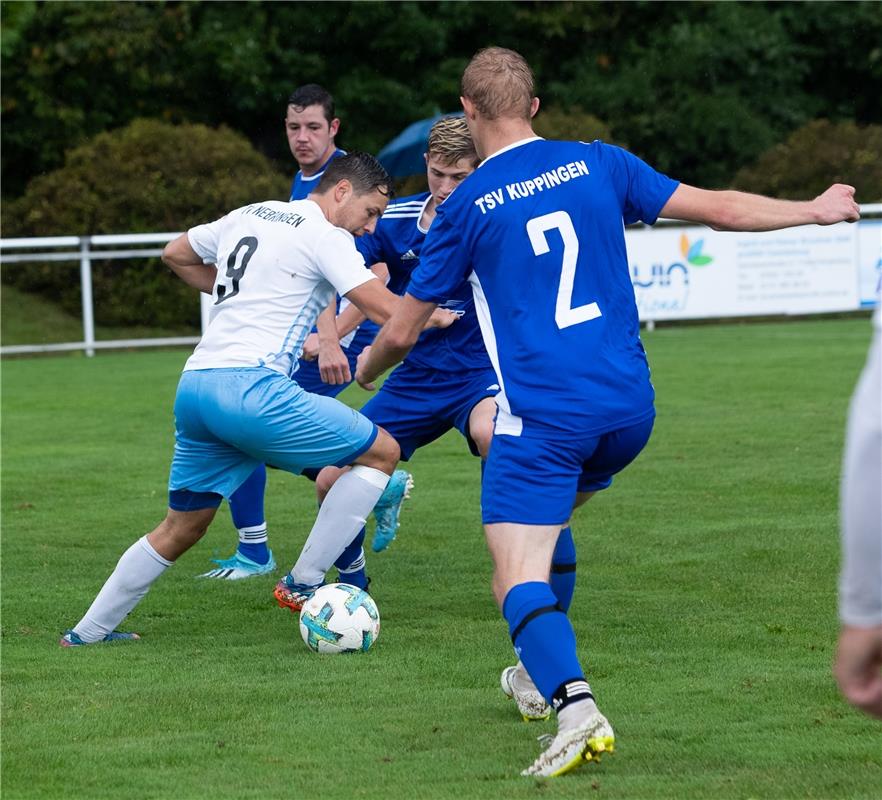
top-left (680, 234), bottom-right (714, 266)
top-left (631, 236), bottom-right (714, 316)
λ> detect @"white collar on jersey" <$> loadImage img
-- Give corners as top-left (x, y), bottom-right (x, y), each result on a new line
top-left (479, 136), bottom-right (544, 167)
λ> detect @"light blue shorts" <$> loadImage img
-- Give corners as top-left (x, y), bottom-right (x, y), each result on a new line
top-left (168, 367), bottom-right (377, 499)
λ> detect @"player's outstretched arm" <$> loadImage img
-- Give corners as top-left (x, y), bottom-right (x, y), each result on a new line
top-left (162, 234), bottom-right (218, 294)
top-left (660, 183), bottom-right (861, 232)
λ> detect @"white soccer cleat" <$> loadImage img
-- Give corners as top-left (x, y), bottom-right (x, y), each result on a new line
top-left (521, 710), bottom-right (615, 778)
top-left (501, 664), bottom-right (552, 721)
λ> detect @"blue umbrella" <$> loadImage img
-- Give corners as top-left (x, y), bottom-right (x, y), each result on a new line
top-left (377, 112), bottom-right (464, 178)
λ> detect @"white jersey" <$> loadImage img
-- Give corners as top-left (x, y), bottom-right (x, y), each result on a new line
top-left (184, 199), bottom-right (375, 377)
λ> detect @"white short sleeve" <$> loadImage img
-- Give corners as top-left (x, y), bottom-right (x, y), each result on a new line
top-left (188, 217), bottom-right (226, 265)
top-left (313, 227), bottom-right (376, 297)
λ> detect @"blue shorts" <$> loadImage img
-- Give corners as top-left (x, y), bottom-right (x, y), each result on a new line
top-left (360, 363), bottom-right (500, 460)
top-left (169, 368), bottom-right (377, 502)
top-left (291, 326), bottom-right (375, 397)
top-left (481, 414), bottom-right (655, 525)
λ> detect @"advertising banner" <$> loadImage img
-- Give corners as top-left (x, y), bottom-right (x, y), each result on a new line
top-left (625, 223), bottom-right (862, 321)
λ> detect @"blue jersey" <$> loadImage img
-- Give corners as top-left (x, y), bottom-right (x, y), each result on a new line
top-left (408, 138), bottom-right (679, 437)
top-left (289, 148), bottom-right (346, 201)
top-left (357, 192), bottom-right (491, 373)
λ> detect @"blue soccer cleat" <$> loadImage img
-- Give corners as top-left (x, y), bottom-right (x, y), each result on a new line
top-left (371, 470), bottom-right (414, 553)
top-left (198, 549), bottom-right (276, 580)
top-left (59, 629), bottom-right (140, 647)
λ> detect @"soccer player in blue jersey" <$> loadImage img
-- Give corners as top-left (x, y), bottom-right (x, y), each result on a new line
top-left (202, 85), bottom-right (411, 581)
top-left (273, 115), bottom-right (497, 610)
top-left (356, 47), bottom-right (861, 777)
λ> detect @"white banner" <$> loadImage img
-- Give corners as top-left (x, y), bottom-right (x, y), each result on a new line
top-left (626, 223), bottom-right (863, 321)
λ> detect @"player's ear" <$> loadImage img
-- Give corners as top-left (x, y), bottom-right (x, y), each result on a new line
top-left (530, 97), bottom-right (540, 119)
top-left (334, 179), bottom-right (352, 204)
top-left (460, 96), bottom-right (476, 120)
top-left (329, 117), bottom-right (340, 138)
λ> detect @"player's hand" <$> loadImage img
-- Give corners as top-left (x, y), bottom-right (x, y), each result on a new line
top-left (355, 346), bottom-right (377, 391)
top-left (318, 341), bottom-right (351, 385)
top-left (425, 308), bottom-right (460, 330)
top-left (301, 333), bottom-right (320, 361)
top-left (813, 184), bottom-right (860, 225)
top-left (834, 624), bottom-right (882, 719)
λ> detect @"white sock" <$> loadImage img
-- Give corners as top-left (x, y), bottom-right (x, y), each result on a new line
top-left (238, 523), bottom-right (268, 546)
top-left (72, 536), bottom-right (173, 643)
top-left (290, 465), bottom-right (389, 586)
top-left (557, 695), bottom-right (600, 734)
top-left (512, 660), bottom-right (540, 693)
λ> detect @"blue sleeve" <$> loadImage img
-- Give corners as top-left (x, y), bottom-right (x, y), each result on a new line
top-left (355, 227), bottom-right (385, 266)
top-left (600, 143), bottom-right (679, 226)
top-left (407, 202), bottom-right (473, 303)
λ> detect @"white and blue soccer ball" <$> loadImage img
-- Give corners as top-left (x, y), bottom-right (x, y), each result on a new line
top-left (298, 583), bottom-right (380, 654)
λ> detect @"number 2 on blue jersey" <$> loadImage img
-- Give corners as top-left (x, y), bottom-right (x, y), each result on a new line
top-left (526, 211), bottom-right (602, 329)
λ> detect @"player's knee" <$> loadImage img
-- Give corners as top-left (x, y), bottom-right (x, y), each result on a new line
top-left (315, 466), bottom-right (344, 501)
top-left (469, 400), bottom-right (496, 458)
top-left (360, 427), bottom-right (400, 473)
top-left (473, 426), bottom-right (493, 459)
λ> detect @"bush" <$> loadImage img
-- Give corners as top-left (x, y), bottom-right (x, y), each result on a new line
top-left (1, 119), bottom-right (290, 327)
top-left (732, 120), bottom-right (882, 202)
top-left (532, 104), bottom-right (613, 144)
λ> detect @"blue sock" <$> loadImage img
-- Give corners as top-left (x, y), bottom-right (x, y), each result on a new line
top-left (335, 527), bottom-right (368, 589)
top-left (550, 526), bottom-right (576, 612)
top-left (229, 465), bottom-right (270, 565)
top-left (503, 581), bottom-right (591, 710)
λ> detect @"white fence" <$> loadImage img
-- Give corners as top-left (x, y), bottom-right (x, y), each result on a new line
top-left (2, 205), bottom-right (880, 357)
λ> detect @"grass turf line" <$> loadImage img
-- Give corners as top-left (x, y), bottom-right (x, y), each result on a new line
top-left (2, 317), bottom-right (880, 799)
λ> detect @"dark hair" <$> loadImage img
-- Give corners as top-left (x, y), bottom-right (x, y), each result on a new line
top-left (314, 152), bottom-right (393, 198)
top-left (287, 84), bottom-right (335, 124)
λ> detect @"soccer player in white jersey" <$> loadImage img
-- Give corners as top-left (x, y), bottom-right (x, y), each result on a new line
top-left (835, 299), bottom-right (882, 719)
top-left (203, 84), bottom-right (412, 582)
top-left (357, 47), bottom-right (861, 777)
top-left (59, 153), bottom-right (453, 646)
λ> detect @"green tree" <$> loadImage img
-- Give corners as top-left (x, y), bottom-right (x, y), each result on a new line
top-left (732, 120), bottom-right (882, 202)
top-left (2, 2), bottom-right (881, 198)
top-left (533, 105), bottom-right (613, 144)
top-left (2, 119), bottom-right (290, 327)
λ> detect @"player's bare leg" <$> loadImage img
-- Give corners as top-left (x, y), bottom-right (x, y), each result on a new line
top-left (487, 522), bottom-right (614, 777)
top-left (62, 507), bottom-right (218, 646)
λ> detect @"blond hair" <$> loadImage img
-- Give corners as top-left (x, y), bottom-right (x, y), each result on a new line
top-left (426, 116), bottom-right (478, 167)
top-left (461, 47), bottom-right (534, 121)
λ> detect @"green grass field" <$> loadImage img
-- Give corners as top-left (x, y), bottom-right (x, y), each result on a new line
top-left (2, 317), bottom-right (880, 799)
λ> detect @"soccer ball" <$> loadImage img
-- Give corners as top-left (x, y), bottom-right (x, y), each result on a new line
top-left (298, 583), bottom-right (380, 654)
